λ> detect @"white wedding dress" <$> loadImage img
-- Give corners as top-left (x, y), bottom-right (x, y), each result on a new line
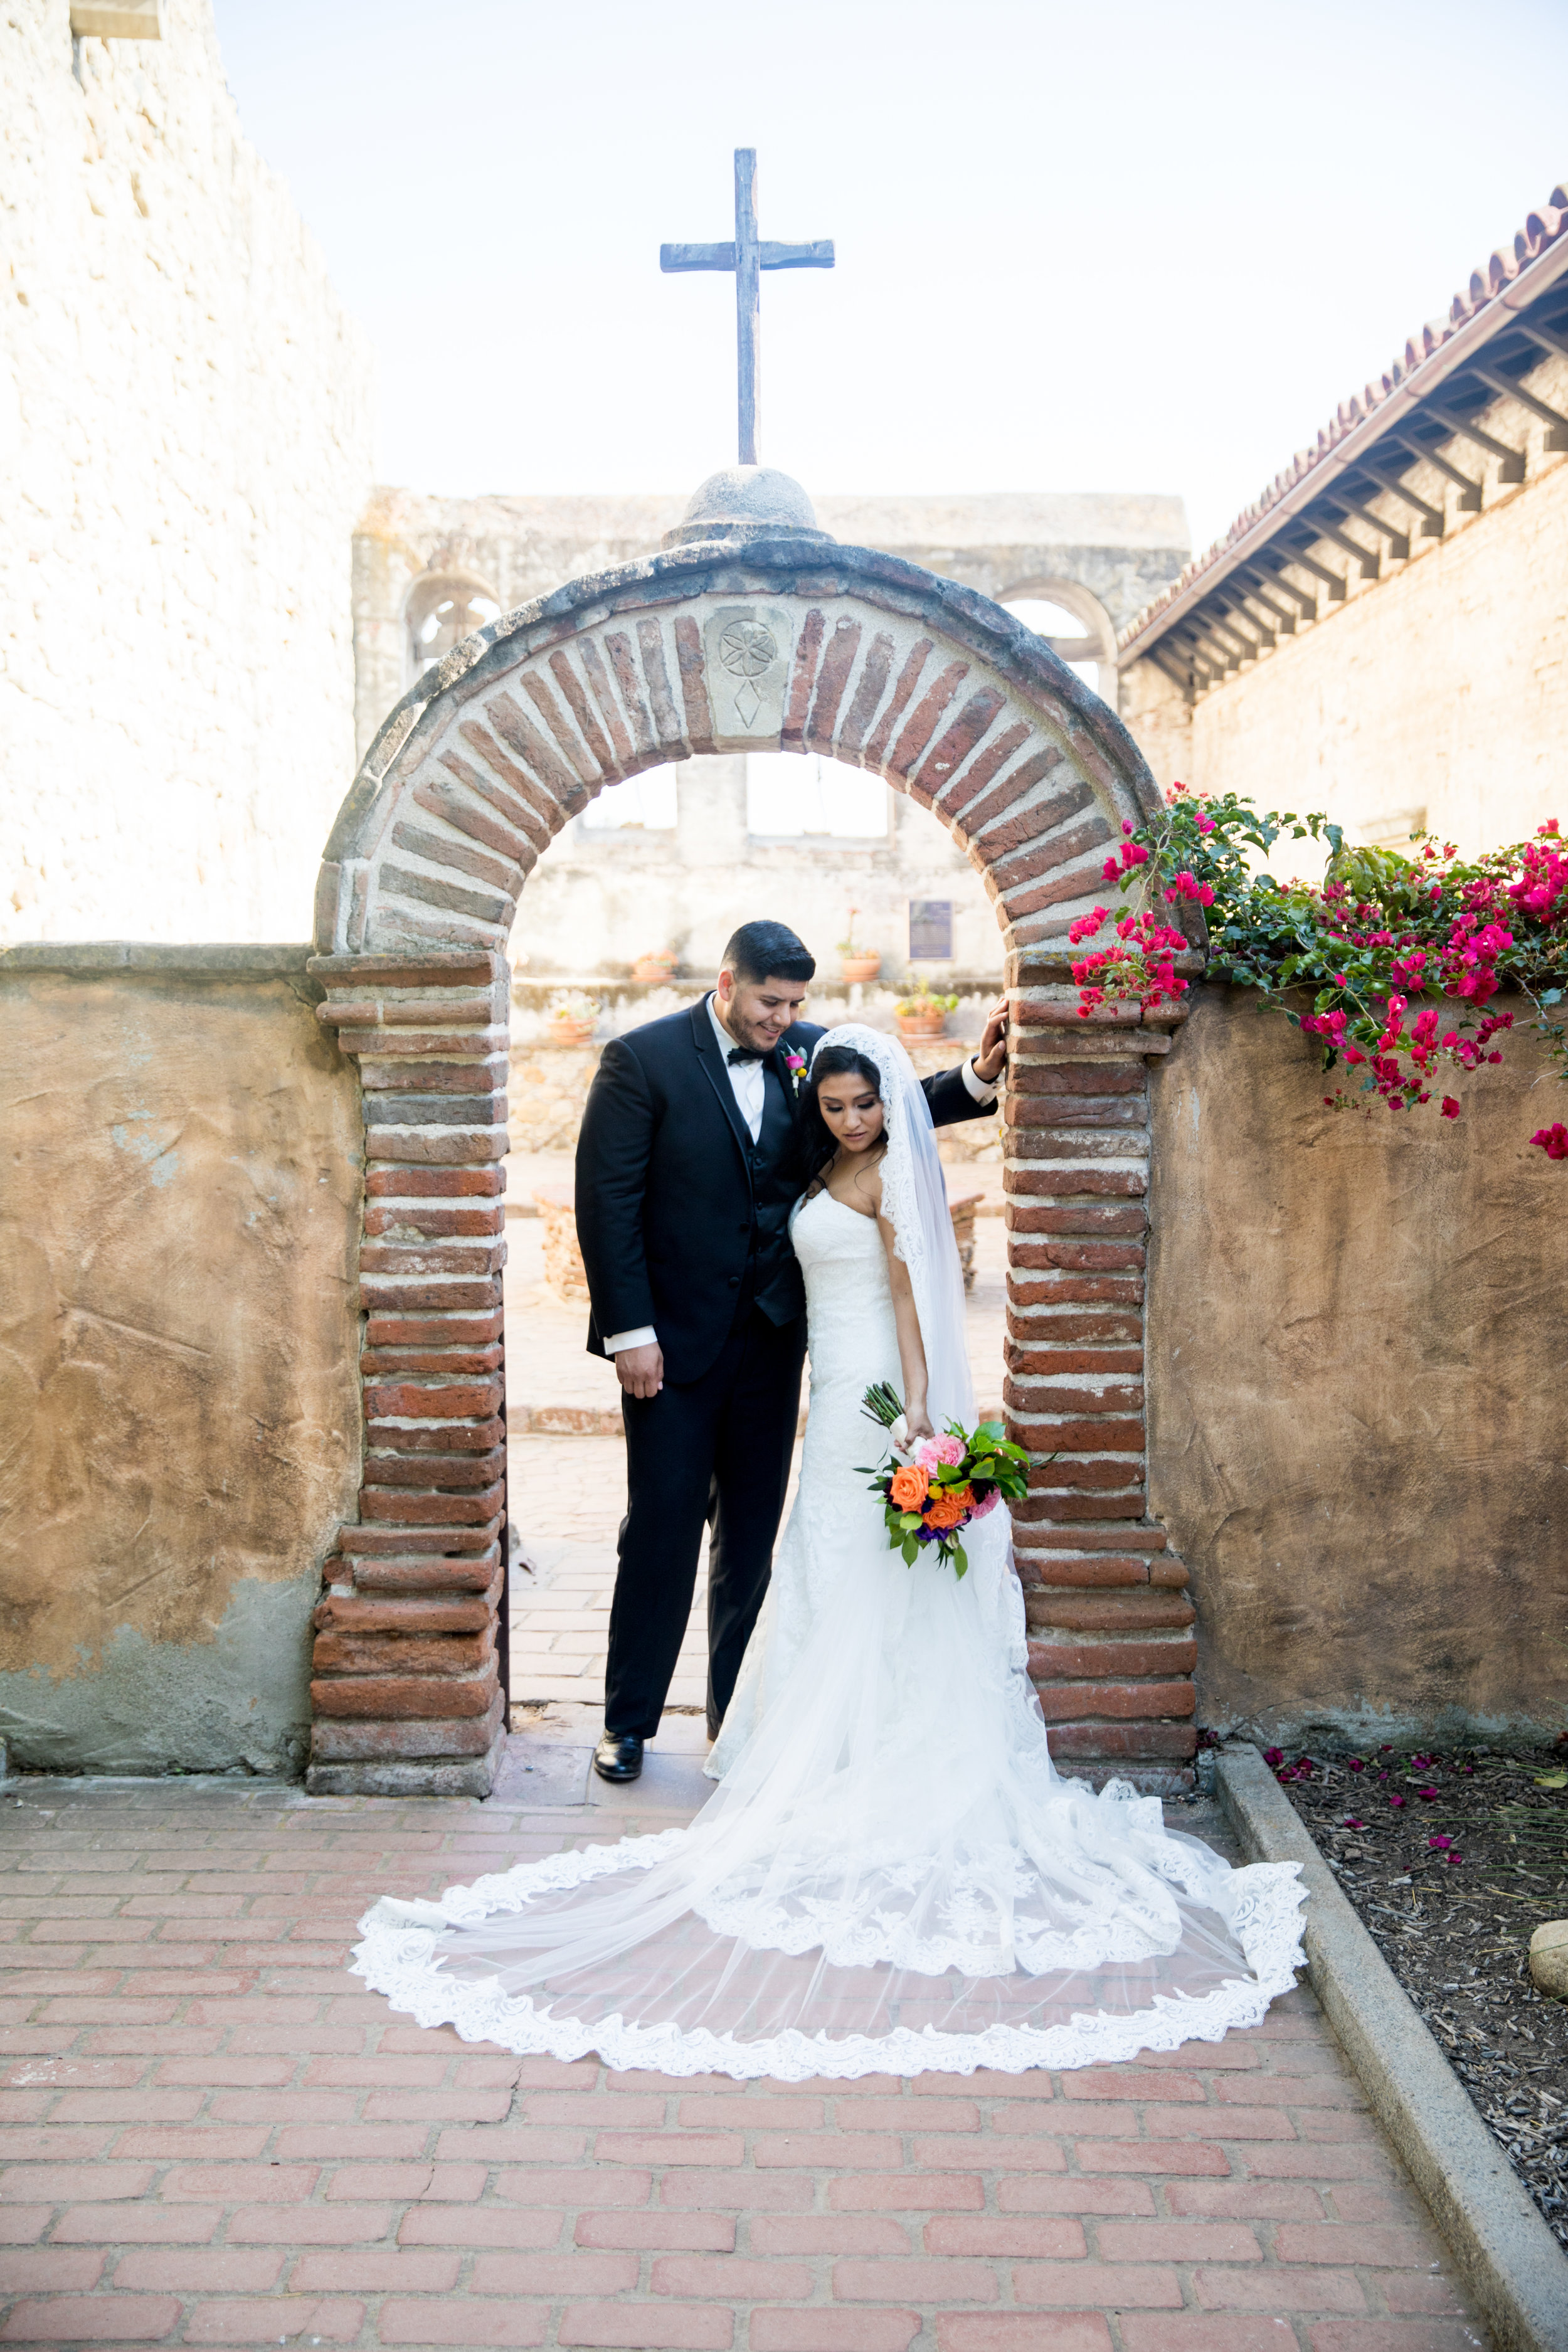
top-left (351, 1027), bottom-right (1306, 2080)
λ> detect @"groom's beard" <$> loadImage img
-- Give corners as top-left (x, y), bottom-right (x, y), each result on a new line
top-left (716, 1000), bottom-right (790, 1058)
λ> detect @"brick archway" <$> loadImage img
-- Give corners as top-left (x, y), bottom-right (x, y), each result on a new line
top-left (306, 531), bottom-right (1199, 1797)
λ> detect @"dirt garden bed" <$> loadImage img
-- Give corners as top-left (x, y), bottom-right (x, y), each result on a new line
top-left (1259, 1737), bottom-right (1568, 2248)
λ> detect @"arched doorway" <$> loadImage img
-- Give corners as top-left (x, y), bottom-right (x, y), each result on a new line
top-left (306, 486), bottom-right (1198, 1798)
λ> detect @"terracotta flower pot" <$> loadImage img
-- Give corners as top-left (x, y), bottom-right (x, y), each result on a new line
top-left (631, 955), bottom-right (677, 983)
top-left (840, 955), bottom-right (881, 983)
top-left (549, 1018), bottom-right (596, 1047)
top-left (897, 1012), bottom-right (946, 1042)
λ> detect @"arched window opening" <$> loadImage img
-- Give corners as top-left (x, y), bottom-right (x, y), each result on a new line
top-left (1004, 591), bottom-right (1117, 702)
top-left (405, 575), bottom-right (502, 684)
top-left (746, 750), bottom-right (889, 840)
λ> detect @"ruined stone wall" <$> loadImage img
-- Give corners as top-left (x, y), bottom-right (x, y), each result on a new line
top-left (510, 755), bottom-right (1005, 998)
top-left (1, 0), bottom-right (374, 948)
top-left (1121, 369), bottom-right (1568, 853)
top-left (0, 950), bottom-right (362, 1773)
top-left (1148, 987), bottom-right (1568, 1749)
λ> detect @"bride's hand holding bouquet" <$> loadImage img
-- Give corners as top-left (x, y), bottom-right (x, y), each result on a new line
top-left (858, 1381), bottom-right (1029, 1578)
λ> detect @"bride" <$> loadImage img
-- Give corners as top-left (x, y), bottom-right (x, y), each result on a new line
top-left (351, 1024), bottom-right (1305, 2081)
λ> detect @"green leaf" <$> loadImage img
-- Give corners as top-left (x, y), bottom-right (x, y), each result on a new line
top-left (901, 1537), bottom-right (918, 1566)
top-left (951, 1542), bottom-right (968, 1579)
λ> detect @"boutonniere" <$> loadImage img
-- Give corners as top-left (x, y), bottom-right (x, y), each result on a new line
top-left (784, 1047), bottom-right (808, 1097)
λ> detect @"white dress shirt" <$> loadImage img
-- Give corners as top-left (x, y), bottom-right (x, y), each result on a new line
top-left (602, 995), bottom-right (998, 1355)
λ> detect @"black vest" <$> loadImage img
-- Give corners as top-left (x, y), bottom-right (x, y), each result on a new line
top-left (746, 1059), bottom-right (808, 1327)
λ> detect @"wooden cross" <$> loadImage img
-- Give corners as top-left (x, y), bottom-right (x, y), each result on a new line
top-left (661, 149), bottom-right (834, 467)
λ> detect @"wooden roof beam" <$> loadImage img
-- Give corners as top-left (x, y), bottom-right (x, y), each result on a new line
top-left (1389, 431), bottom-right (1482, 510)
top-left (1278, 543), bottom-right (1349, 600)
top-left (1515, 316), bottom-right (1568, 365)
top-left (1305, 513), bottom-right (1381, 577)
top-left (1211, 587), bottom-right (1276, 649)
top-left (1466, 360), bottom-right (1568, 450)
top-left (1359, 464), bottom-right (1445, 536)
top-left (1233, 575), bottom-right (1297, 633)
top-left (1421, 401), bottom-right (1526, 482)
top-left (1145, 644), bottom-right (1195, 701)
top-left (1240, 562), bottom-right (1316, 619)
top-left (1326, 497), bottom-right (1408, 559)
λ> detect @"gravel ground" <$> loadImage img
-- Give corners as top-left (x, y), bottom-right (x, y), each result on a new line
top-left (1261, 1737), bottom-right (1568, 2249)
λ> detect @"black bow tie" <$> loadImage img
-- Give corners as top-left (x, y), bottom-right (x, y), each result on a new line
top-left (727, 1046), bottom-right (766, 1066)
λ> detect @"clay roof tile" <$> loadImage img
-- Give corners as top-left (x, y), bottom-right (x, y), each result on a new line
top-left (1121, 177), bottom-right (1568, 653)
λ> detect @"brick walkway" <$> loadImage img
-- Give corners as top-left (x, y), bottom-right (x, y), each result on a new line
top-left (0, 1769), bottom-right (1490, 2350)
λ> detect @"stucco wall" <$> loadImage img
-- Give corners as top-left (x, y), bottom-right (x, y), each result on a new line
top-left (1148, 988), bottom-right (1568, 1749)
top-left (1121, 369), bottom-right (1568, 854)
top-left (0, 951), bottom-right (363, 1774)
top-left (1, 0), bottom-right (375, 948)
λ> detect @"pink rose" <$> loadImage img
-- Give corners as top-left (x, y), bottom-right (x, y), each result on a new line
top-left (932, 1434), bottom-right (965, 1466)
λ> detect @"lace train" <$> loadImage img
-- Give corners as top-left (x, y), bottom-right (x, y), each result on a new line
top-left (350, 1821), bottom-right (1305, 2082)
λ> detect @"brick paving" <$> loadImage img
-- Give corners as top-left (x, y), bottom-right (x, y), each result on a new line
top-left (0, 1770), bottom-right (1490, 2349)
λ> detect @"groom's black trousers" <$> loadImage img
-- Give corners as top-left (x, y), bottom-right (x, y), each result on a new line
top-left (605, 1304), bottom-right (808, 1742)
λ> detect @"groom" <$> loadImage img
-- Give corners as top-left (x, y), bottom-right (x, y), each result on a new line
top-left (574, 918), bottom-right (1008, 1783)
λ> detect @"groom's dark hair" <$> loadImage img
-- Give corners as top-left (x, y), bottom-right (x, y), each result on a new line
top-left (721, 919), bottom-right (815, 986)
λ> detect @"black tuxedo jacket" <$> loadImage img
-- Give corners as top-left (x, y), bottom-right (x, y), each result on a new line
top-left (575, 1000), bottom-right (993, 1385)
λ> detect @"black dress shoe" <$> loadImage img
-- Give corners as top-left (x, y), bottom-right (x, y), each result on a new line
top-left (593, 1732), bottom-right (644, 1783)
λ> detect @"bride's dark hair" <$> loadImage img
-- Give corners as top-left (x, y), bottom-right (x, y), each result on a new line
top-left (792, 1046), bottom-right (886, 1187)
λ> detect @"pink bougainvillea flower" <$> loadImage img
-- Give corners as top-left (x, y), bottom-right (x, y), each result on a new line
top-left (1428, 1834), bottom-right (1454, 1850)
top-left (1347, 1758), bottom-right (1365, 1772)
top-left (1389, 1793), bottom-right (1406, 1808)
top-left (1440, 1098), bottom-right (1461, 1120)
top-left (1343, 1816), bottom-right (1365, 1830)
top-left (1416, 1785), bottom-right (1439, 1799)
top-left (1446, 1851), bottom-right (1464, 1864)
top-left (1531, 1121), bottom-right (1568, 1160)
top-left (1263, 1748), bottom-right (1284, 1767)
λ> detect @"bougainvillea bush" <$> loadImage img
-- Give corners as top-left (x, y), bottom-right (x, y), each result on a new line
top-left (1070, 788), bottom-right (1568, 1155)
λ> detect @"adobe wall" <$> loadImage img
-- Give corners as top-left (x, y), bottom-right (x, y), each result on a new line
top-left (0, 951), bottom-right (362, 1774)
top-left (1148, 987), bottom-right (1568, 1749)
top-left (1121, 363), bottom-right (1568, 854)
top-left (0, 0), bottom-right (374, 949)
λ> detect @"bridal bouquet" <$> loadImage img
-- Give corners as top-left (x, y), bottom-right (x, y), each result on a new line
top-left (858, 1382), bottom-right (1030, 1578)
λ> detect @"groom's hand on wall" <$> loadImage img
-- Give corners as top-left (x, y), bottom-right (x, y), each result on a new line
top-left (974, 999), bottom-right (1009, 1086)
top-left (616, 1342), bottom-right (665, 1399)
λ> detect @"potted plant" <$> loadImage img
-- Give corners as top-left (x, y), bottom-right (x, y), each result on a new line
top-left (548, 989), bottom-right (601, 1047)
top-left (630, 947), bottom-right (679, 984)
top-left (838, 909), bottom-right (881, 985)
top-left (894, 977), bottom-right (958, 1041)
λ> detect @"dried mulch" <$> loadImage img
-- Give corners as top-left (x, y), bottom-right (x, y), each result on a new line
top-left (1258, 1737), bottom-right (1568, 2248)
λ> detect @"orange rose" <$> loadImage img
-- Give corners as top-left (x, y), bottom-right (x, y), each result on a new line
top-left (923, 1487), bottom-right (972, 1531)
top-left (888, 1464), bottom-right (929, 1512)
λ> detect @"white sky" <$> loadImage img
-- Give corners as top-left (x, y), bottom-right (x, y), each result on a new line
top-left (211, 0), bottom-right (1568, 560)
